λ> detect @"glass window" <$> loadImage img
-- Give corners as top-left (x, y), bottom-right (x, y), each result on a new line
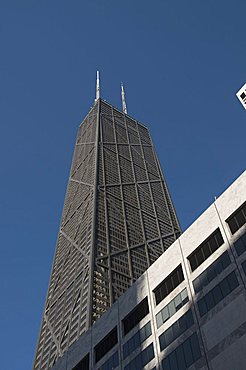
top-left (123, 322), bottom-right (152, 359)
top-left (188, 229), bottom-right (224, 272)
top-left (156, 288), bottom-right (189, 329)
top-left (161, 333), bottom-right (201, 370)
top-left (198, 271), bottom-right (239, 317)
top-left (159, 310), bottom-right (194, 351)
top-left (234, 233), bottom-right (246, 256)
top-left (72, 354), bottom-right (89, 370)
top-left (192, 251), bottom-right (231, 294)
top-left (122, 297), bottom-right (149, 335)
top-left (94, 327), bottom-right (118, 363)
top-left (242, 260), bottom-right (246, 275)
top-left (124, 343), bottom-right (154, 370)
top-left (226, 202), bottom-right (246, 235)
top-left (154, 265), bottom-right (184, 305)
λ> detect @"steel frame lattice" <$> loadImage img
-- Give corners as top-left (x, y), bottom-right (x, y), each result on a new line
top-left (33, 99), bottom-right (181, 370)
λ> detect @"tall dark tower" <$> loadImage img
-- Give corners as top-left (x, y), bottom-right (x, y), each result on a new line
top-left (33, 76), bottom-right (181, 370)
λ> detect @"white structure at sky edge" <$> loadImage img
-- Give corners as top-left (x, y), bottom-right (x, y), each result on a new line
top-left (236, 83), bottom-right (246, 109)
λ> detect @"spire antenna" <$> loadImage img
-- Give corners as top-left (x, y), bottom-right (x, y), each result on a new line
top-left (95, 71), bottom-right (100, 101)
top-left (121, 82), bottom-right (128, 114)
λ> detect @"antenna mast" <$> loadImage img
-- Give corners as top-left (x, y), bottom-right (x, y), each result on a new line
top-left (121, 83), bottom-right (128, 114)
top-left (95, 71), bottom-right (100, 101)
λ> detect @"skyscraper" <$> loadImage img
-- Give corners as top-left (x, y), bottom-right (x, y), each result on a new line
top-left (33, 78), bottom-right (180, 370)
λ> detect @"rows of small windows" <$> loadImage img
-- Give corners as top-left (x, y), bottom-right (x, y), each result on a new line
top-left (197, 271), bottom-right (239, 317)
top-left (154, 264), bottom-right (184, 305)
top-left (188, 228), bottom-right (224, 272)
top-left (156, 288), bottom-right (189, 329)
top-left (123, 321), bottom-right (152, 359)
top-left (234, 232), bottom-right (246, 256)
top-left (192, 250), bottom-right (231, 293)
top-left (226, 201), bottom-right (246, 234)
top-left (159, 309), bottom-right (194, 351)
top-left (161, 332), bottom-right (202, 370)
top-left (124, 343), bottom-right (155, 370)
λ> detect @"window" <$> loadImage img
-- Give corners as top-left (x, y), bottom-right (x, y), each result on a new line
top-left (159, 309), bottom-right (194, 351)
top-left (161, 333), bottom-right (201, 370)
top-left (72, 354), bottom-right (89, 370)
top-left (197, 271), bottom-right (239, 317)
top-left (188, 229), bottom-right (224, 272)
top-left (226, 202), bottom-right (246, 234)
top-left (122, 298), bottom-right (149, 336)
top-left (124, 343), bottom-right (154, 370)
top-left (98, 351), bottom-right (119, 370)
top-left (192, 251), bottom-right (231, 293)
top-left (94, 327), bottom-right (118, 363)
top-left (242, 260), bottom-right (246, 276)
top-left (234, 232), bottom-right (246, 256)
top-left (156, 288), bottom-right (189, 329)
top-left (153, 265), bottom-right (184, 305)
top-left (123, 322), bottom-right (152, 359)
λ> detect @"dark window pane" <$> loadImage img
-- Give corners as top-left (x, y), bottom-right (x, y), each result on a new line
top-left (188, 229), bottom-right (223, 271)
top-left (183, 337), bottom-right (193, 367)
top-left (176, 345), bottom-right (186, 370)
top-left (162, 357), bottom-right (171, 370)
top-left (95, 327), bottom-right (118, 363)
top-left (196, 249), bottom-right (204, 266)
top-left (209, 237), bottom-right (218, 253)
top-left (202, 243), bottom-right (211, 259)
top-left (220, 278), bottom-right (230, 297)
top-left (198, 298), bottom-right (207, 317)
top-left (227, 271), bottom-right (239, 291)
top-left (169, 351), bottom-right (178, 370)
top-left (189, 255), bottom-right (197, 271)
top-left (236, 210), bottom-right (246, 228)
top-left (154, 265), bottom-right (184, 305)
top-left (212, 285), bottom-right (223, 304)
top-left (123, 298), bottom-right (149, 335)
top-left (234, 238), bottom-right (246, 256)
top-left (242, 260), bottom-right (246, 275)
top-left (205, 291), bottom-right (215, 311)
top-left (227, 202), bottom-right (246, 234)
top-left (190, 333), bottom-right (201, 361)
top-left (228, 218), bottom-right (238, 234)
top-left (72, 354), bottom-right (89, 370)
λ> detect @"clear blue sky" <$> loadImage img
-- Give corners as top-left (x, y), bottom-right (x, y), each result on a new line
top-left (0, 1), bottom-right (245, 369)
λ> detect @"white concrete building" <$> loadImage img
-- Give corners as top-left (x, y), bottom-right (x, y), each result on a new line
top-left (51, 170), bottom-right (246, 370)
top-left (236, 83), bottom-right (246, 109)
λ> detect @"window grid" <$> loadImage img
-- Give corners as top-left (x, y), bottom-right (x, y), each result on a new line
top-left (188, 229), bottom-right (224, 272)
top-left (161, 332), bottom-right (202, 370)
top-left (159, 309), bottom-right (194, 351)
top-left (226, 202), bottom-right (246, 234)
top-left (156, 288), bottom-right (189, 329)
top-left (197, 271), bottom-right (239, 317)
top-left (123, 322), bottom-right (152, 359)
top-left (193, 251), bottom-right (231, 293)
top-left (122, 298), bottom-right (149, 336)
top-left (124, 343), bottom-right (155, 370)
top-left (154, 265), bottom-right (184, 305)
top-left (234, 232), bottom-right (246, 256)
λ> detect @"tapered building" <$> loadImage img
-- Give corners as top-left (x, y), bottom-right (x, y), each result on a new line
top-left (33, 82), bottom-right (180, 370)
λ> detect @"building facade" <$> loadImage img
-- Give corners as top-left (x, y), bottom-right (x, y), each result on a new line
top-left (33, 98), bottom-right (181, 370)
top-left (49, 170), bottom-right (246, 370)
